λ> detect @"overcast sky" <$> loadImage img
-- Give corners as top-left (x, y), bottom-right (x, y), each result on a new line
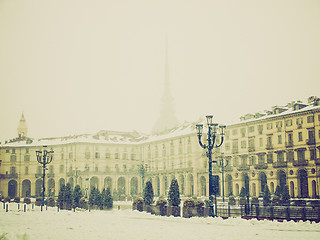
top-left (0, 0), bottom-right (319, 141)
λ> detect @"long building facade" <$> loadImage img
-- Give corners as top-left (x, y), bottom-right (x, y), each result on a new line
top-left (0, 96), bottom-right (320, 200)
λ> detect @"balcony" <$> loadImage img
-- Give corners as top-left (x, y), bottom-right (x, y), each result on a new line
top-left (237, 165), bottom-right (250, 171)
top-left (248, 146), bottom-right (255, 152)
top-left (273, 161), bottom-right (287, 168)
top-left (35, 173), bottom-right (42, 178)
top-left (0, 173), bottom-right (18, 179)
top-left (306, 138), bottom-right (316, 145)
top-left (266, 143), bottom-right (273, 150)
top-left (293, 160), bottom-right (309, 167)
top-left (285, 141), bottom-right (294, 148)
top-left (254, 162), bottom-right (268, 170)
top-left (47, 173), bottom-right (55, 178)
top-left (67, 170), bottom-right (75, 177)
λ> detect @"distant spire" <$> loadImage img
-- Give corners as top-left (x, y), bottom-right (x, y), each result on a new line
top-left (152, 38), bottom-right (179, 135)
top-left (17, 112), bottom-right (28, 138)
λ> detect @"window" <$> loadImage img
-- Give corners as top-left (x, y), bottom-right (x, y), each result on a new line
top-left (259, 138), bottom-right (263, 147)
top-left (241, 128), bottom-right (246, 137)
top-left (10, 167), bottom-right (16, 174)
top-left (85, 152), bottom-right (90, 159)
top-left (170, 142), bottom-right (174, 155)
top-left (287, 133), bottom-right (293, 145)
top-left (277, 152), bottom-right (284, 162)
top-left (286, 119), bottom-right (292, 126)
top-left (25, 166), bottom-right (29, 175)
top-left (10, 155), bottom-right (16, 162)
top-left (258, 125), bottom-right (263, 134)
top-left (69, 152), bottom-right (73, 159)
top-left (278, 135), bottom-right (282, 144)
top-left (267, 136), bottom-right (272, 146)
top-left (106, 153), bottom-right (110, 159)
top-left (296, 117), bottom-right (303, 125)
top-left (248, 126), bottom-right (254, 133)
top-left (6, 149), bottom-right (9, 153)
top-left (298, 132), bottom-right (303, 142)
top-left (162, 144), bottom-right (166, 157)
top-left (267, 153), bottom-right (273, 163)
top-left (61, 153), bottom-right (64, 160)
top-left (258, 154), bottom-right (265, 164)
top-left (241, 140), bottom-right (246, 149)
top-left (187, 138), bottom-right (192, 153)
top-left (267, 123), bottom-right (273, 130)
top-left (307, 115), bottom-right (314, 123)
top-left (60, 165), bottom-right (64, 173)
top-left (95, 152), bottom-right (100, 159)
top-left (310, 149), bottom-right (316, 160)
top-left (25, 148), bottom-right (29, 154)
top-left (232, 129), bottom-right (238, 135)
top-left (122, 152), bottom-right (127, 160)
top-left (225, 143), bottom-right (230, 151)
top-left (37, 166), bottom-right (42, 174)
top-left (287, 151), bottom-right (294, 162)
top-left (233, 157), bottom-right (239, 167)
top-left (115, 153), bottom-right (119, 159)
top-left (232, 141), bottom-right (238, 153)
top-left (297, 150), bottom-right (305, 162)
top-left (178, 140), bottom-right (183, 154)
top-left (24, 155), bottom-right (30, 161)
top-left (12, 148), bottom-right (16, 154)
top-left (131, 154), bottom-right (135, 160)
top-left (155, 145), bottom-right (159, 157)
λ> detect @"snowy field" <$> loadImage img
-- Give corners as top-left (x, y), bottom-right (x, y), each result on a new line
top-left (1, 203), bottom-right (320, 240)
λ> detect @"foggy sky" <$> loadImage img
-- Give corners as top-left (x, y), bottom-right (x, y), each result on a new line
top-left (1, 0), bottom-right (320, 142)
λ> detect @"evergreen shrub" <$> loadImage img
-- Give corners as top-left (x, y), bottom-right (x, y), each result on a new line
top-left (143, 181), bottom-right (154, 206)
top-left (24, 197), bottom-right (31, 204)
top-left (79, 198), bottom-right (88, 210)
top-left (35, 197), bottom-right (42, 206)
top-left (132, 197), bottom-right (144, 211)
top-left (47, 197), bottom-right (55, 207)
top-left (228, 196), bottom-right (236, 205)
top-left (168, 178), bottom-right (180, 207)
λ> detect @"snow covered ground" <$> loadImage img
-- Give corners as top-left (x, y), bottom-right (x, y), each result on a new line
top-left (1, 203), bottom-right (320, 240)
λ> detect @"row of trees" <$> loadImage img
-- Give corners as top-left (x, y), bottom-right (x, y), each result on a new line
top-left (89, 187), bottom-right (113, 209)
top-left (143, 178), bottom-right (181, 207)
top-left (57, 183), bottom-right (113, 210)
top-left (238, 184), bottom-right (291, 206)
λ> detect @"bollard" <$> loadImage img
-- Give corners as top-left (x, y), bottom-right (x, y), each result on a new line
top-left (18, 203), bottom-right (20, 210)
top-left (3, 202), bottom-right (5, 209)
top-left (41, 205), bottom-right (43, 212)
top-left (118, 205), bottom-right (120, 210)
top-left (24, 204), bottom-right (26, 212)
top-left (57, 206), bottom-right (59, 212)
top-left (32, 204), bottom-right (34, 209)
top-left (6, 204), bottom-right (8, 212)
top-left (46, 205), bottom-right (48, 211)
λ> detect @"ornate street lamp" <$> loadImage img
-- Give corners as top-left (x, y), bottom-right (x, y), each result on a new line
top-left (36, 148), bottom-right (54, 210)
top-left (196, 115), bottom-right (225, 217)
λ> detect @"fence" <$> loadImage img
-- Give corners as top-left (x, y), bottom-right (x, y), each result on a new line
top-left (214, 204), bottom-right (320, 222)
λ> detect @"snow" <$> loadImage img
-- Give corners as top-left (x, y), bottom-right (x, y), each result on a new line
top-left (1, 203), bottom-right (320, 240)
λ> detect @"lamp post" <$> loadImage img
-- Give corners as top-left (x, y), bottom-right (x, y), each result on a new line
top-left (196, 115), bottom-right (225, 217)
top-left (36, 148), bottom-right (54, 210)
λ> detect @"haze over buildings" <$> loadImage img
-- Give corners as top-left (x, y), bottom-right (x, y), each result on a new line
top-left (0, 0), bottom-right (320, 142)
